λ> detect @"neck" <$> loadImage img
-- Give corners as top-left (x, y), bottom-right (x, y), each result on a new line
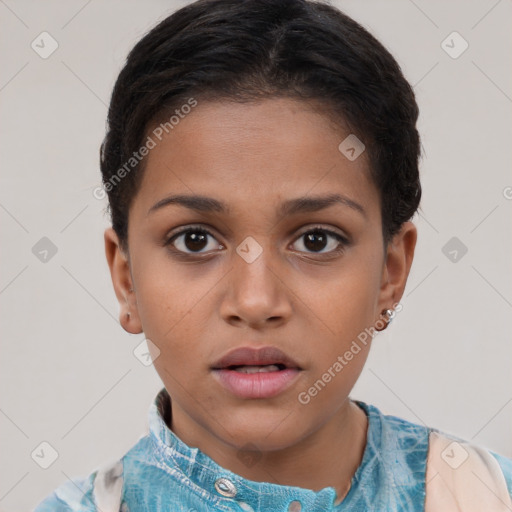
top-left (169, 398), bottom-right (368, 505)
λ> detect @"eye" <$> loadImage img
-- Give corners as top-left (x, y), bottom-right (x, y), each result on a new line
top-left (165, 225), bottom-right (222, 254)
top-left (291, 226), bottom-right (349, 255)
top-left (164, 224), bottom-right (349, 257)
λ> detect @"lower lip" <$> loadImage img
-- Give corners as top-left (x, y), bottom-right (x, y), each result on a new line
top-left (211, 368), bottom-right (301, 399)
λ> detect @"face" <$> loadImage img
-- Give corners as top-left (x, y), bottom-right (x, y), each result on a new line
top-left (105, 98), bottom-right (416, 456)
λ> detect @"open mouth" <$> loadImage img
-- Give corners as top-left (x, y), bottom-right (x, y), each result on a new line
top-left (210, 346), bottom-right (303, 398)
top-left (224, 363), bottom-right (288, 373)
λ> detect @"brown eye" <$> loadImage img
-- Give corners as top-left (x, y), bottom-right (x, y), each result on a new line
top-left (292, 228), bottom-right (348, 255)
top-left (166, 227), bottom-right (220, 254)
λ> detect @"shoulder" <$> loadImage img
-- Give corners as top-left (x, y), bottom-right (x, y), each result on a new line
top-left (425, 428), bottom-right (512, 509)
top-left (489, 449), bottom-right (512, 496)
top-left (33, 458), bottom-right (124, 512)
top-left (355, 401), bottom-right (512, 509)
top-left (32, 471), bottom-right (98, 512)
top-left (32, 429), bottom-right (156, 512)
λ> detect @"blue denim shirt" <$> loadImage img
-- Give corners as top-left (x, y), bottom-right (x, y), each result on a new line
top-left (34, 387), bottom-right (512, 511)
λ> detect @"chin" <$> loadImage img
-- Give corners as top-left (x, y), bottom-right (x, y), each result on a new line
top-left (214, 410), bottom-right (308, 452)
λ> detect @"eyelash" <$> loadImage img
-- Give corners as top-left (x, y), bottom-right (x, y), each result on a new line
top-left (164, 224), bottom-right (349, 258)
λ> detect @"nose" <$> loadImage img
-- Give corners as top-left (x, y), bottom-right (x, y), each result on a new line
top-left (220, 239), bottom-right (292, 329)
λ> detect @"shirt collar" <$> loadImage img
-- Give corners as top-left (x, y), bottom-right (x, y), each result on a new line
top-left (147, 386), bottom-right (425, 511)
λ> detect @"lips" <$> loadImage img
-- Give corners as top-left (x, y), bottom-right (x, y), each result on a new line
top-left (211, 346), bottom-right (303, 399)
top-left (211, 346), bottom-right (302, 371)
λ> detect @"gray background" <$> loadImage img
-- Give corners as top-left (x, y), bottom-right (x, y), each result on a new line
top-left (1, 0), bottom-right (511, 510)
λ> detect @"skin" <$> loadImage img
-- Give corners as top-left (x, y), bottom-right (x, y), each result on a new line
top-left (104, 97), bottom-right (417, 503)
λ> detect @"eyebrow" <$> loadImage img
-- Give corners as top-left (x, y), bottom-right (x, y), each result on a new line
top-left (147, 193), bottom-right (366, 218)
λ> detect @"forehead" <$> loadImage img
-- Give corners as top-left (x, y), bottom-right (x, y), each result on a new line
top-left (131, 98), bottom-right (380, 222)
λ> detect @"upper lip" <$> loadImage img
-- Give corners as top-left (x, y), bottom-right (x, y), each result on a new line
top-left (211, 346), bottom-right (302, 370)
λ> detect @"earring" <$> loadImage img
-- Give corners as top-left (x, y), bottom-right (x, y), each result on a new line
top-left (375, 308), bottom-right (394, 332)
top-left (126, 311), bottom-right (131, 318)
top-left (385, 308), bottom-right (395, 321)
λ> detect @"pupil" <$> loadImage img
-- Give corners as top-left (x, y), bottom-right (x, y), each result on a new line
top-left (185, 231), bottom-right (207, 252)
top-left (304, 230), bottom-right (327, 252)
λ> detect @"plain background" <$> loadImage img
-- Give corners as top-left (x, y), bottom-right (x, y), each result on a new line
top-left (1, 0), bottom-right (511, 510)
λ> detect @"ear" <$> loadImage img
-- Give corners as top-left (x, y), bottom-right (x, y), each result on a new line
top-left (104, 227), bottom-right (143, 334)
top-left (376, 221), bottom-right (417, 319)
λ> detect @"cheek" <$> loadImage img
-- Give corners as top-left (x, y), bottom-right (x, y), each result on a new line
top-left (132, 268), bottom-right (206, 358)
top-left (303, 260), bottom-right (381, 341)
top-left (133, 260), bottom-right (230, 379)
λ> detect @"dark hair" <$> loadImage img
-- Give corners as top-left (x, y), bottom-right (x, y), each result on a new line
top-left (100, 0), bottom-right (422, 253)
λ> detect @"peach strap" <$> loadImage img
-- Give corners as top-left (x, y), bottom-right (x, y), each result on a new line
top-left (425, 430), bottom-right (512, 511)
top-left (92, 459), bottom-right (124, 512)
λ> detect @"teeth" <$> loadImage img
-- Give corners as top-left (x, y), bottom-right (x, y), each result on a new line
top-left (233, 364), bottom-right (281, 374)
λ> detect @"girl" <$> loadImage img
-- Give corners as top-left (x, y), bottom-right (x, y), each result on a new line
top-left (34, 0), bottom-right (512, 510)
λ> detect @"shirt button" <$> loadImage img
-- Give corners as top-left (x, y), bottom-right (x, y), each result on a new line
top-left (288, 500), bottom-right (302, 512)
top-left (214, 477), bottom-right (238, 498)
